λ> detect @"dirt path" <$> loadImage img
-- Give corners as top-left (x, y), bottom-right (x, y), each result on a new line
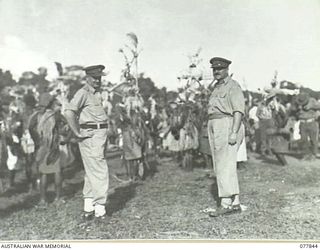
top-left (0, 153), bottom-right (319, 240)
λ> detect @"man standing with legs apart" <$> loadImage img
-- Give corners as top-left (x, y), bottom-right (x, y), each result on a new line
top-left (64, 65), bottom-right (109, 220)
top-left (207, 57), bottom-right (245, 217)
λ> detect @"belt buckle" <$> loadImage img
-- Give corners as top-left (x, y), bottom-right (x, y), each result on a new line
top-left (97, 123), bottom-right (100, 129)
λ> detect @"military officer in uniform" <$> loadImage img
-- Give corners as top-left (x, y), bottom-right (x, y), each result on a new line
top-left (207, 57), bottom-right (245, 217)
top-left (64, 65), bottom-right (109, 220)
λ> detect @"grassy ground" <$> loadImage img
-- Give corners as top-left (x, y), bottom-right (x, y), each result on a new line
top-left (0, 151), bottom-right (319, 240)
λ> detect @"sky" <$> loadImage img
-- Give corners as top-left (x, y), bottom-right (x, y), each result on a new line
top-left (0, 0), bottom-right (319, 91)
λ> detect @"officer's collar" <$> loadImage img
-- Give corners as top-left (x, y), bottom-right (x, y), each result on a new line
top-left (218, 75), bottom-right (231, 85)
top-left (214, 75), bottom-right (231, 88)
top-left (83, 83), bottom-right (101, 94)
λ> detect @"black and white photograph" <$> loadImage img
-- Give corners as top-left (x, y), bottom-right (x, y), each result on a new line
top-left (0, 0), bottom-right (319, 243)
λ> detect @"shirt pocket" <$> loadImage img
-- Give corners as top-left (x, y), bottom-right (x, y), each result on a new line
top-left (209, 91), bottom-right (227, 105)
top-left (210, 91), bottom-right (232, 115)
top-left (87, 96), bottom-right (103, 107)
top-left (215, 92), bottom-right (227, 99)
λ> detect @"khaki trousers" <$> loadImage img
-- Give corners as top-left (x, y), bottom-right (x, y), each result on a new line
top-left (208, 117), bottom-right (244, 205)
top-left (78, 128), bottom-right (109, 207)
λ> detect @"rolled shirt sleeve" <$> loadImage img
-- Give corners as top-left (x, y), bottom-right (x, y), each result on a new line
top-left (64, 89), bottom-right (87, 114)
top-left (229, 83), bottom-right (245, 115)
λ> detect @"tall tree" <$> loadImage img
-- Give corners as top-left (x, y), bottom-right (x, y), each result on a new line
top-left (137, 73), bottom-right (156, 101)
top-left (0, 69), bottom-right (16, 90)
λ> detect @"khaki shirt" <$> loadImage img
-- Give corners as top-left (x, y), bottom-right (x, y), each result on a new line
top-left (65, 83), bottom-right (108, 125)
top-left (208, 76), bottom-right (245, 117)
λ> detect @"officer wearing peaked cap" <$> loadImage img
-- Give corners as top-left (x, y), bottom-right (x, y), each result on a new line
top-left (209, 57), bottom-right (232, 68)
top-left (64, 64), bottom-right (109, 220)
top-left (83, 65), bottom-right (106, 77)
top-left (206, 57), bottom-right (245, 217)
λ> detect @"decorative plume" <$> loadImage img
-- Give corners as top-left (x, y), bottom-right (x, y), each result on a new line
top-left (54, 62), bottom-right (63, 76)
top-left (126, 32), bottom-right (138, 47)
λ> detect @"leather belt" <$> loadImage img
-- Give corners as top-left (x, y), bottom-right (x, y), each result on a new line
top-left (208, 113), bottom-right (232, 120)
top-left (80, 123), bottom-right (108, 129)
top-left (300, 118), bottom-right (315, 123)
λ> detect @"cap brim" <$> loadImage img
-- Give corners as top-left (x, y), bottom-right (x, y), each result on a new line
top-left (211, 66), bottom-right (228, 69)
top-left (87, 72), bottom-right (106, 77)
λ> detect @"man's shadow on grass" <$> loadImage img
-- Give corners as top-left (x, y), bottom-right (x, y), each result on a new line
top-left (209, 177), bottom-right (220, 207)
top-left (257, 151), bottom-right (304, 166)
top-left (0, 193), bottom-right (39, 218)
top-left (0, 157), bottom-right (158, 218)
top-left (106, 182), bottom-right (140, 216)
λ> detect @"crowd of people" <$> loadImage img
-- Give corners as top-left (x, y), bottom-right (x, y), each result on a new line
top-left (0, 58), bottom-right (319, 219)
top-left (244, 81), bottom-right (320, 164)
